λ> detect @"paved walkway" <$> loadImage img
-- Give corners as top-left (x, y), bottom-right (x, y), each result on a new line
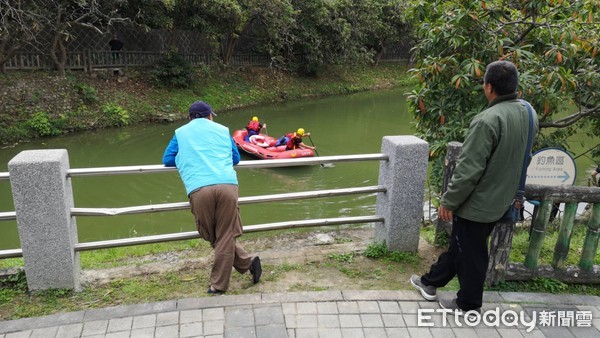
top-left (1, 290), bottom-right (599, 338)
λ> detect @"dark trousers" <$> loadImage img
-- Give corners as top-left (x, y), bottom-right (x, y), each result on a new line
top-left (421, 216), bottom-right (495, 311)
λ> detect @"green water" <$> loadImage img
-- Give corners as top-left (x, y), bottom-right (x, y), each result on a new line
top-left (0, 88), bottom-right (596, 250)
top-left (0, 89), bottom-right (415, 249)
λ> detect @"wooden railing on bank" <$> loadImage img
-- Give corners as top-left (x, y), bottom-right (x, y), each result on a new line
top-left (3, 50), bottom-right (410, 72)
top-left (437, 142), bottom-right (600, 285)
top-left (3, 51), bottom-right (266, 71)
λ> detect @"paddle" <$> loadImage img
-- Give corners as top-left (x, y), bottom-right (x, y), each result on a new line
top-left (307, 134), bottom-right (320, 157)
top-left (307, 134), bottom-right (332, 167)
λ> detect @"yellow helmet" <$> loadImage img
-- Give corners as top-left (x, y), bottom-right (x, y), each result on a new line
top-left (252, 116), bottom-right (259, 122)
top-left (297, 128), bottom-right (305, 136)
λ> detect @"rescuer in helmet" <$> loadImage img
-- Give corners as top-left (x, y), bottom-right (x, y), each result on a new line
top-left (275, 127), bottom-right (316, 150)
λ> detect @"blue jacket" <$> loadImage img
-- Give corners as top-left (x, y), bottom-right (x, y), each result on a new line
top-left (162, 118), bottom-right (240, 196)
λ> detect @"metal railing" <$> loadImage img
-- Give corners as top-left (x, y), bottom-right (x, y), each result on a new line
top-left (0, 154), bottom-right (388, 259)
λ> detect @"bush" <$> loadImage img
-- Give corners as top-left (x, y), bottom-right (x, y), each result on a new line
top-left (72, 82), bottom-right (98, 104)
top-left (151, 51), bottom-right (195, 88)
top-left (102, 104), bottom-right (130, 126)
top-left (26, 112), bottom-right (60, 137)
top-left (363, 242), bottom-right (388, 259)
top-left (364, 242), bottom-right (421, 264)
top-left (0, 123), bottom-right (29, 144)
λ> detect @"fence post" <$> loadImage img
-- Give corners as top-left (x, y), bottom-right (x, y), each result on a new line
top-left (375, 136), bottom-right (429, 252)
top-left (8, 150), bottom-right (80, 291)
top-left (579, 203), bottom-right (600, 271)
top-left (524, 199), bottom-right (553, 269)
top-left (552, 202), bottom-right (578, 269)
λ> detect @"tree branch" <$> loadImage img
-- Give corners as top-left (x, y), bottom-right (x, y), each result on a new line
top-left (540, 106), bottom-right (600, 128)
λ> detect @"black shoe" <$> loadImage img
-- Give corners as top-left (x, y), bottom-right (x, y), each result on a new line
top-left (207, 287), bottom-right (224, 295)
top-left (409, 275), bottom-right (437, 301)
top-left (251, 256), bottom-right (262, 284)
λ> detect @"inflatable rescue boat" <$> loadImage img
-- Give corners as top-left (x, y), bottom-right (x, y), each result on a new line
top-left (232, 129), bottom-right (315, 159)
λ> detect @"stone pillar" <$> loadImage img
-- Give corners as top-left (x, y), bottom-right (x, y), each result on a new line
top-left (375, 136), bottom-right (429, 252)
top-left (8, 150), bottom-right (80, 290)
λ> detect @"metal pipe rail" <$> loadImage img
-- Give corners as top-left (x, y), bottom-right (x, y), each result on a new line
top-left (0, 213), bottom-right (385, 258)
top-left (66, 154), bottom-right (388, 177)
top-left (73, 216), bottom-right (384, 252)
top-left (71, 186), bottom-right (386, 216)
top-left (1, 154), bottom-right (388, 218)
top-left (0, 248), bottom-right (22, 259)
top-left (0, 154), bottom-right (388, 258)
top-left (1, 154), bottom-right (387, 180)
top-left (0, 211), bottom-right (16, 221)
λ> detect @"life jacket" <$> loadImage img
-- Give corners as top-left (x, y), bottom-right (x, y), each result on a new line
top-left (246, 120), bottom-right (260, 132)
top-left (286, 133), bottom-right (302, 149)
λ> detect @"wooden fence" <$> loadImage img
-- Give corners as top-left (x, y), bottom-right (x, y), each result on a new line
top-left (3, 50), bottom-right (409, 72)
top-left (437, 142), bottom-right (600, 285)
top-left (3, 51), bottom-right (267, 71)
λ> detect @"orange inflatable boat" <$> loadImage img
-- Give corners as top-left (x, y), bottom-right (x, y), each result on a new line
top-left (232, 130), bottom-right (315, 159)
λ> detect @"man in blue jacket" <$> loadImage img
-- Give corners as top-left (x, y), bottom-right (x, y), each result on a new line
top-left (163, 101), bottom-right (261, 294)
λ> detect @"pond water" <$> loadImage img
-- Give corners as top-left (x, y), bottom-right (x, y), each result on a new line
top-left (0, 88), bottom-right (596, 250)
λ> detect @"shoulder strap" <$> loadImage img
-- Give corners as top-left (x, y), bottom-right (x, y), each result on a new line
top-left (517, 99), bottom-right (535, 195)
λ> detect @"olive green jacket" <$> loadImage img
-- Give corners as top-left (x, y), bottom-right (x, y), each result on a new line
top-left (441, 93), bottom-right (539, 223)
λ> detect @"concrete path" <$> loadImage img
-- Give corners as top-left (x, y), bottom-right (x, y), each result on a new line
top-left (0, 290), bottom-right (599, 337)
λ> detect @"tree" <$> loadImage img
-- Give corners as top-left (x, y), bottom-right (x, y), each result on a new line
top-left (172, 0), bottom-right (247, 65)
top-left (290, 0), bottom-right (375, 75)
top-left (0, 0), bottom-right (43, 72)
top-left (37, 0), bottom-right (128, 76)
top-left (340, 0), bottom-right (411, 65)
top-left (237, 0), bottom-right (297, 69)
top-left (116, 0), bottom-right (173, 29)
top-left (405, 0), bottom-right (600, 192)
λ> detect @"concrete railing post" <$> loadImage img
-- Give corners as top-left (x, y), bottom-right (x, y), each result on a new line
top-left (376, 136), bottom-right (429, 252)
top-left (8, 150), bottom-right (80, 291)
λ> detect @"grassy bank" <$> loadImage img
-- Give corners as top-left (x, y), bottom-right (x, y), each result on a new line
top-left (0, 63), bottom-right (412, 145)
top-left (2, 223), bottom-right (600, 321)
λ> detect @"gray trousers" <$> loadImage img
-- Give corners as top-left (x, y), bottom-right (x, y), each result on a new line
top-left (189, 184), bottom-right (253, 291)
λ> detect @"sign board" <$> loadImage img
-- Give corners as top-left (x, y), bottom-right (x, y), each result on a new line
top-left (526, 148), bottom-right (576, 186)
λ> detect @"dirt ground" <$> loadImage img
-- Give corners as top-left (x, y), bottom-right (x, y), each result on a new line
top-left (81, 226), bottom-right (446, 294)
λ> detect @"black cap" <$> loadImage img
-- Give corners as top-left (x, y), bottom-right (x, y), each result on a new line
top-left (188, 101), bottom-right (217, 119)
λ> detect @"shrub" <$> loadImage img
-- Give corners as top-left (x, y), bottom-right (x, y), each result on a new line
top-left (364, 242), bottom-right (421, 264)
top-left (102, 103), bottom-right (130, 126)
top-left (364, 242), bottom-right (388, 259)
top-left (151, 51), bottom-right (195, 88)
top-left (26, 112), bottom-right (60, 137)
top-left (72, 82), bottom-right (98, 104)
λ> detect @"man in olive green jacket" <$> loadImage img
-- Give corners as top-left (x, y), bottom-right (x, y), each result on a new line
top-left (411, 60), bottom-right (539, 313)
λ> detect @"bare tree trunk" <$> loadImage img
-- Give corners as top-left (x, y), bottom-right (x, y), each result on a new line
top-left (50, 32), bottom-right (67, 77)
top-left (486, 222), bottom-right (515, 286)
top-left (50, 33), bottom-right (60, 73)
top-left (223, 32), bottom-right (237, 65)
top-left (58, 38), bottom-right (66, 76)
top-left (373, 44), bottom-right (384, 66)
